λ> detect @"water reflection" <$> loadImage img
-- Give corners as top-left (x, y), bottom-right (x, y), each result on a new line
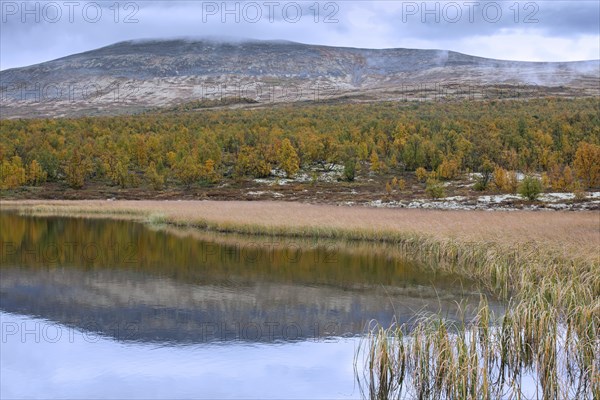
top-left (0, 213), bottom-right (493, 344)
top-left (1, 312), bottom-right (361, 399)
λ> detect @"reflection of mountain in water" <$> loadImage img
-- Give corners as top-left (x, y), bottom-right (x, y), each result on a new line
top-left (0, 214), bottom-right (499, 343)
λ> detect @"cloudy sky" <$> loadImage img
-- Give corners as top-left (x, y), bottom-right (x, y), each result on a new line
top-left (1, 1), bottom-right (599, 69)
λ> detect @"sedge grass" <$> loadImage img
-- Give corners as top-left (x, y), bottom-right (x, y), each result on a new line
top-left (356, 294), bottom-right (599, 400)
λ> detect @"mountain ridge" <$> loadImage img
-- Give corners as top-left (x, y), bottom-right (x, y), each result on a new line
top-left (5, 37), bottom-right (600, 70)
top-left (1, 38), bottom-right (599, 118)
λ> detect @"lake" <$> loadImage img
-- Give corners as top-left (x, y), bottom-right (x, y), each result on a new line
top-left (0, 213), bottom-right (495, 399)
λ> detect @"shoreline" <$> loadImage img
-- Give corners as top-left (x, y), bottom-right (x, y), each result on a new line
top-left (3, 183), bottom-right (599, 212)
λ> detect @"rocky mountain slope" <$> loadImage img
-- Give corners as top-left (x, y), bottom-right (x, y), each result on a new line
top-left (1, 38), bottom-right (598, 118)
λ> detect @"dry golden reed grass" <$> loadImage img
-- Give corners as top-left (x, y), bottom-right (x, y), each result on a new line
top-left (1, 199), bottom-right (598, 263)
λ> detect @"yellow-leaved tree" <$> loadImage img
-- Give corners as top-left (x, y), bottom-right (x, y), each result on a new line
top-left (145, 161), bottom-right (164, 190)
top-left (65, 150), bottom-right (87, 189)
top-left (27, 159), bottom-right (47, 185)
top-left (278, 139), bottom-right (300, 178)
top-left (0, 156), bottom-right (26, 189)
top-left (200, 159), bottom-right (221, 184)
top-left (574, 142), bottom-right (600, 188)
top-left (370, 150), bottom-right (381, 174)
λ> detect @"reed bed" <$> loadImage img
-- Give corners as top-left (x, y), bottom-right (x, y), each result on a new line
top-left (356, 292), bottom-right (599, 400)
top-left (353, 239), bottom-right (599, 398)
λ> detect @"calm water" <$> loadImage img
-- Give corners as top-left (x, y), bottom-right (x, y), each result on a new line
top-left (0, 213), bottom-right (494, 399)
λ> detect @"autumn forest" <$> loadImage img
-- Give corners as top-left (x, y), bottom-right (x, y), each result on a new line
top-left (1, 97), bottom-right (599, 195)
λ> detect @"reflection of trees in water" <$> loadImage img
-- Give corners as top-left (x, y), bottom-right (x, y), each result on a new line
top-left (0, 214), bottom-right (495, 343)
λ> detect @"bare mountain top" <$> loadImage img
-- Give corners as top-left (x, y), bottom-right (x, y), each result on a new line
top-left (1, 38), bottom-right (599, 118)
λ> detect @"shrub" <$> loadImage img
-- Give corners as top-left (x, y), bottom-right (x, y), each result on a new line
top-left (385, 181), bottom-right (392, 196)
top-left (562, 165), bottom-right (575, 189)
top-left (474, 159), bottom-right (494, 191)
top-left (436, 158), bottom-right (460, 180)
top-left (343, 158), bottom-right (356, 182)
top-left (200, 159), bottom-right (221, 184)
top-left (493, 167), bottom-right (519, 193)
top-left (145, 162), bottom-right (164, 190)
top-left (425, 178), bottom-right (446, 199)
top-left (370, 150), bottom-right (381, 174)
top-left (235, 146), bottom-right (271, 178)
top-left (174, 156), bottom-right (200, 187)
top-left (27, 160), bottom-right (47, 186)
top-left (505, 171), bottom-right (519, 194)
top-left (493, 166), bottom-right (508, 191)
top-left (65, 151), bottom-right (86, 189)
top-left (518, 175), bottom-right (543, 201)
top-left (397, 178), bottom-right (406, 191)
top-left (571, 181), bottom-right (587, 201)
top-left (311, 171), bottom-right (318, 185)
top-left (545, 164), bottom-right (575, 191)
top-left (473, 176), bottom-right (488, 191)
top-left (415, 167), bottom-right (428, 182)
top-left (0, 156), bottom-right (26, 189)
top-left (574, 142), bottom-right (600, 188)
top-left (278, 139), bottom-right (300, 178)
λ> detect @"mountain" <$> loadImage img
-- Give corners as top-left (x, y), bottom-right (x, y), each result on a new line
top-left (1, 38), bottom-right (599, 118)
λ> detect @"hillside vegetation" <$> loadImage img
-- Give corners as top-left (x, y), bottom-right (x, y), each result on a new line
top-left (1, 98), bottom-right (599, 194)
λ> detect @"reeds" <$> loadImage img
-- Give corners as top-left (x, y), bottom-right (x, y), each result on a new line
top-left (357, 287), bottom-right (599, 399)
